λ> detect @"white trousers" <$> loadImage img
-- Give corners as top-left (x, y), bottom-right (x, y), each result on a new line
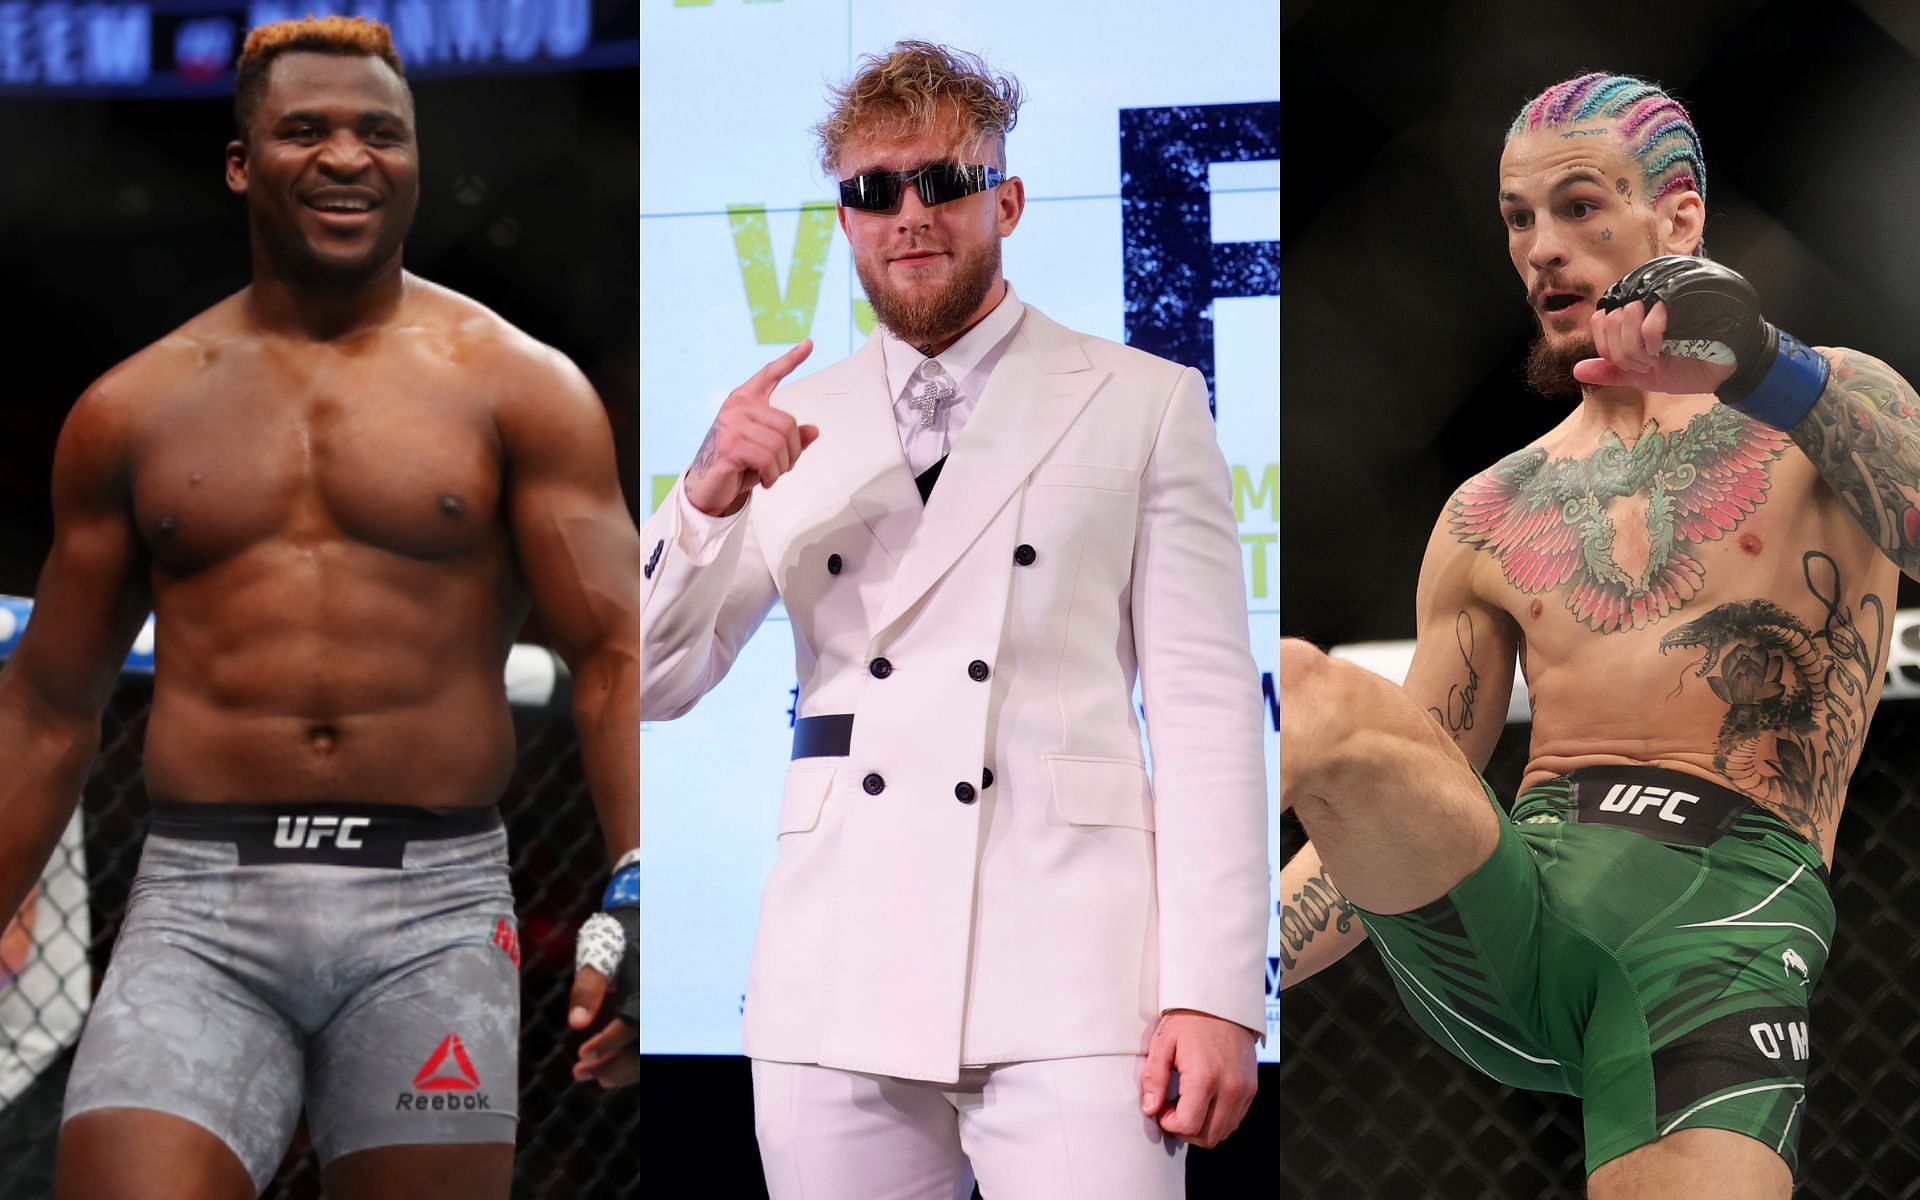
top-left (751, 1055), bottom-right (1186, 1200)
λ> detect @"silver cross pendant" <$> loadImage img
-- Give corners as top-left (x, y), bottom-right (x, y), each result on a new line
top-left (910, 377), bottom-right (955, 427)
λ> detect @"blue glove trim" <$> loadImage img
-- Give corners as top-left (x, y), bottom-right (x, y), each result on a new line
top-left (1727, 330), bottom-right (1828, 430)
top-left (602, 863), bottom-right (640, 910)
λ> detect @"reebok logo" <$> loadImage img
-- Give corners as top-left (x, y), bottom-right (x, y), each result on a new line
top-left (274, 815), bottom-right (371, 850)
top-left (397, 1034), bottom-right (490, 1112)
top-left (1598, 782), bottom-right (1699, 825)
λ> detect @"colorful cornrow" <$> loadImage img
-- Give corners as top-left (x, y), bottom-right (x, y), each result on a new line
top-left (1509, 72), bottom-right (1705, 206)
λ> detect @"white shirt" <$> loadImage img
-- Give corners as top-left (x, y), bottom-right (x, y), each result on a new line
top-left (879, 281), bottom-right (1025, 480)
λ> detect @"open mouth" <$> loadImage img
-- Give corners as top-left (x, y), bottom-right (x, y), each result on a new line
top-left (304, 190), bottom-right (381, 217)
top-left (1540, 292), bottom-right (1585, 314)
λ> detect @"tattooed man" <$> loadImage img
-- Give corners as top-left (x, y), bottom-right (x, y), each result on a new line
top-left (1281, 72), bottom-right (1918, 1198)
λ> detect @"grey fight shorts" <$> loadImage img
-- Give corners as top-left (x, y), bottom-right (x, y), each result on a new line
top-left (63, 803), bottom-right (521, 1193)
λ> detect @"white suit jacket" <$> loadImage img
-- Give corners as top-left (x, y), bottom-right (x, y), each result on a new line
top-left (640, 303), bottom-right (1268, 1083)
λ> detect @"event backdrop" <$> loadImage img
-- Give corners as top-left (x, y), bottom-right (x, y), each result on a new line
top-left (638, 0), bottom-right (1280, 1060)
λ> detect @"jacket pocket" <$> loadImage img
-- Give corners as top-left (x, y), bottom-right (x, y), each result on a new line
top-left (1047, 754), bottom-right (1155, 830)
top-left (778, 763), bottom-right (837, 835)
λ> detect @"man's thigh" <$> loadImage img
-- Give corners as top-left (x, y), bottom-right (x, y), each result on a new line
top-left (55, 1108), bottom-right (257, 1200)
top-left (958, 1055), bottom-right (1184, 1200)
top-left (1587, 1128), bottom-right (1792, 1200)
top-left (751, 1059), bottom-right (972, 1200)
top-left (320, 1142), bottom-right (514, 1200)
top-left (1281, 640), bottom-right (1501, 914)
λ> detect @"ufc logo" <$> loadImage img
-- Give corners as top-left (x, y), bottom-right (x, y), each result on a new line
top-left (274, 815), bottom-right (371, 850)
top-left (1598, 783), bottom-right (1699, 825)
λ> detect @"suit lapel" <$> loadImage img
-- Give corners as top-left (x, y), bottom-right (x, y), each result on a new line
top-left (829, 334), bottom-right (924, 566)
top-left (871, 307), bottom-right (1106, 638)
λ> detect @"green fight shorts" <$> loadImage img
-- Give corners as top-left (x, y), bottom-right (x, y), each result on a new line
top-left (1353, 766), bottom-right (1834, 1176)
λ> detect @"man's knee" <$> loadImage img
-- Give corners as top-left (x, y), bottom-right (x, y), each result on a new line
top-left (1281, 638), bottom-right (1423, 798)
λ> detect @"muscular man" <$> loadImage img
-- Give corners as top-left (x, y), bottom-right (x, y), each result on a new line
top-left (641, 41), bottom-right (1267, 1199)
top-left (1282, 72), bottom-right (1920, 1197)
top-left (0, 17), bottom-right (638, 1199)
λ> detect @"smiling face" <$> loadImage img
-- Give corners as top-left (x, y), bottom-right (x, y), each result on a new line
top-left (834, 106), bottom-right (1023, 350)
top-left (1498, 123), bottom-right (1702, 396)
top-left (226, 51), bottom-right (419, 284)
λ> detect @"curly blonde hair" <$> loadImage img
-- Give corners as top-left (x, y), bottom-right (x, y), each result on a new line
top-left (233, 16), bottom-right (408, 139)
top-left (814, 40), bottom-right (1024, 175)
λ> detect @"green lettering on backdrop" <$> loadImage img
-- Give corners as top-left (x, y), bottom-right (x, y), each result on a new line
top-left (854, 299), bottom-right (877, 335)
top-left (652, 474), bottom-right (678, 514)
top-left (1231, 463), bottom-right (1279, 522)
top-left (729, 202), bottom-right (836, 344)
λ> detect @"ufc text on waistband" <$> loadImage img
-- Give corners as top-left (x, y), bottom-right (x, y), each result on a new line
top-left (1566, 766), bottom-right (1756, 848)
top-left (148, 802), bottom-right (503, 868)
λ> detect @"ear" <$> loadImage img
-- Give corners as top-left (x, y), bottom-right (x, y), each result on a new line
top-left (835, 200), bottom-right (853, 242)
top-left (994, 175), bottom-right (1024, 238)
top-left (225, 137), bottom-right (249, 196)
top-left (1657, 188), bottom-right (1704, 256)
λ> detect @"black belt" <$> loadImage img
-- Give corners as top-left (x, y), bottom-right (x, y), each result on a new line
top-left (1564, 766), bottom-right (1829, 883)
top-left (792, 714), bottom-right (853, 759)
top-left (149, 801), bottom-right (502, 868)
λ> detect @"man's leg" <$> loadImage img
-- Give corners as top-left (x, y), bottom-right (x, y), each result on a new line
top-left (1588, 1129), bottom-right (1791, 1200)
top-left (320, 1143), bottom-right (513, 1200)
top-left (956, 1055), bottom-right (1184, 1200)
top-left (55, 1109), bottom-right (257, 1200)
top-left (1281, 638), bottom-right (1501, 913)
top-left (752, 1059), bottom-right (973, 1200)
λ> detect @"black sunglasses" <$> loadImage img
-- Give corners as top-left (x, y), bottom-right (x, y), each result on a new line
top-left (837, 161), bottom-right (1006, 212)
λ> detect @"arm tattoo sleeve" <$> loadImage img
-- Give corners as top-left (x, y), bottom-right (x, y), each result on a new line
top-left (1788, 349), bottom-right (1920, 577)
top-left (1277, 868), bottom-right (1358, 973)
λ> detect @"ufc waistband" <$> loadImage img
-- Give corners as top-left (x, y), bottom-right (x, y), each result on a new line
top-left (1564, 766), bottom-right (1824, 864)
top-left (147, 802), bottom-right (503, 868)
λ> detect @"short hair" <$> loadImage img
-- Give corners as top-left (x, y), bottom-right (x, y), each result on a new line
top-left (814, 40), bottom-right (1023, 175)
top-left (232, 16), bottom-right (408, 140)
top-left (1508, 72), bottom-right (1706, 207)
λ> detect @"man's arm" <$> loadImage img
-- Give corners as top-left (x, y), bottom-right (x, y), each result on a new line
top-left (1785, 348), bottom-right (1920, 579)
top-left (0, 384), bottom-right (149, 930)
top-left (498, 349), bottom-right (638, 863)
top-left (1127, 366), bottom-right (1267, 1148)
top-left (1284, 499), bottom-right (1519, 986)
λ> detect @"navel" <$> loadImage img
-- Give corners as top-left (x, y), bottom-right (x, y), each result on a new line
top-left (307, 724), bottom-right (339, 754)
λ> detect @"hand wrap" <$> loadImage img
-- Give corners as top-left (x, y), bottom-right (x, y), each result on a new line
top-left (576, 850), bottom-right (638, 1024)
top-left (1597, 254), bottom-right (1829, 430)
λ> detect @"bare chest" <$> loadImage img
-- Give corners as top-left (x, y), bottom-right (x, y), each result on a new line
top-left (130, 348), bottom-right (502, 574)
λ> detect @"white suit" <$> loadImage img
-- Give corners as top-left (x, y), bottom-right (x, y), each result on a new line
top-left (640, 299), bottom-right (1268, 1088)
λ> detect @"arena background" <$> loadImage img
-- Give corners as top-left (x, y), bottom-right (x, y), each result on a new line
top-left (636, 0), bottom-right (1278, 1193)
top-left (0, 3), bottom-right (639, 1197)
top-left (1283, 0), bottom-right (1920, 1195)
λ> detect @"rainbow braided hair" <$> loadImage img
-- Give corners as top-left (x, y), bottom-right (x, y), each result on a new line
top-left (1509, 73), bottom-right (1705, 209)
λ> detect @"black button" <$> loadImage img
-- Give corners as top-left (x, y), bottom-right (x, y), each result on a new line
top-left (982, 768), bottom-right (994, 789)
top-left (869, 657), bottom-right (893, 679)
top-left (967, 660), bottom-right (989, 682)
top-left (863, 773), bottom-right (886, 795)
top-left (955, 782), bottom-right (977, 804)
top-left (827, 553), bottom-right (843, 575)
top-left (1014, 544), bottom-right (1036, 566)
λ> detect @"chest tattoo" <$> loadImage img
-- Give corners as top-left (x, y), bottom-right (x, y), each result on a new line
top-left (1449, 407), bottom-right (1792, 632)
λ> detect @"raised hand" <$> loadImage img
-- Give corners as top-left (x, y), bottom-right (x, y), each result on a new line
top-left (684, 340), bottom-right (820, 518)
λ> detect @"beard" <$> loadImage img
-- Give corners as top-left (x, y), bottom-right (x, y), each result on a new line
top-left (857, 237), bottom-right (1002, 348)
top-left (1525, 326), bottom-right (1597, 399)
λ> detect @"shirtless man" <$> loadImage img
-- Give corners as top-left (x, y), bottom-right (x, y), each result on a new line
top-left (1281, 72), bottom-right (1920, 1197)
top-left (0, 17), bottom-right (638, 1199)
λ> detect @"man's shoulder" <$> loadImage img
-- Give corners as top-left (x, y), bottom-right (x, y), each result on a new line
top-left (79, 294), bottom-right (250, 424)
top-left (1016, 304), bottom-right (1193, 387)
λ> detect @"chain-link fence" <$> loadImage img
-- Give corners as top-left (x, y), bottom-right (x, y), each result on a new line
top-left (0, 676), bottom-right (637, 1200)
top-left (1281, 696), bottom-right (1920, 1198)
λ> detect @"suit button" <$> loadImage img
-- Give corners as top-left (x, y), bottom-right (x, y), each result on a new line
top-left (954, 782), bottom-right (977, 804)
top-left (869, 657), bottom-right (892, 679)
top-left (982, 768), bottom-right (994, 789)
top-left (967, 660), bottom-right (989, 682)
top-left (827, 553), bottom-right (843, 575)
top-left (863, 773), bottom-right (886, 795)
top-left (1014, 544), bottom-right (1036, 566)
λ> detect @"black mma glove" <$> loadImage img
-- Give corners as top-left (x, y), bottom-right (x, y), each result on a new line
top-left (1597, 255), bottom-right (1829, 429)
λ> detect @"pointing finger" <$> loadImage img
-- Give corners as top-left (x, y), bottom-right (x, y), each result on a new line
top-left (743, 339), bottom-right (815, 398)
